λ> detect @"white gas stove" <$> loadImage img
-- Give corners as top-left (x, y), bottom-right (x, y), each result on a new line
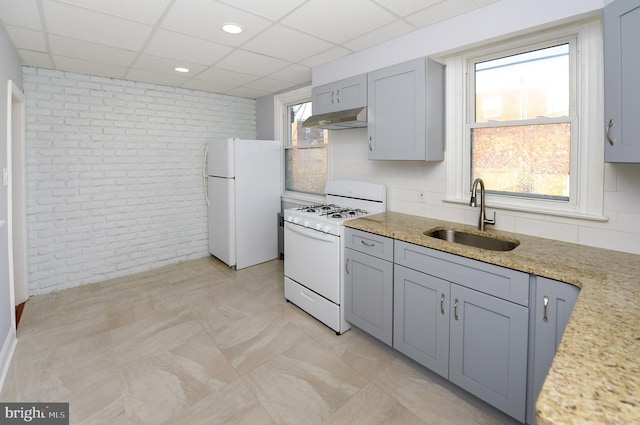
top-left (283, 180), bottom-right (386, 334)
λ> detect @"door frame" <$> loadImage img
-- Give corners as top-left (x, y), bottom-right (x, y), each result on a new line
top-left (7, 79), bottom-right (27, 330)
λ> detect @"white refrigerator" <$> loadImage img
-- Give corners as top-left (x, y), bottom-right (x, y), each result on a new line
top-left (203, 138), bottom-right (281, 270)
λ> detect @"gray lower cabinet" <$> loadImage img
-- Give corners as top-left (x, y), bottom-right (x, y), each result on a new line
top-left (449, 283), bottom-right (529, 423)
top-left (604, 0), bottom-right (640, 162)
top-left (394, 240), bottom-right (529, 422)
top-left (345, 231), bottom-right (578, 424)
top-left (344, 229), bottom-right (394, 346)
top-left (526, 276), bottom-right (579, 424)
top-left (394, 264), bottom-right (450, 378)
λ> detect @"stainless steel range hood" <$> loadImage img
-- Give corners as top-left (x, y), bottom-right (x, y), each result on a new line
top-left (302, 107), bottom-right (367, 130)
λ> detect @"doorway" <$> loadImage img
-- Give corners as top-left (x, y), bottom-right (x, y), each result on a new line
top-left (7, 80), bottom-right (27, 328)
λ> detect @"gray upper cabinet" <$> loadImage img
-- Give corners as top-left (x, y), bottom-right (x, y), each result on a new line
top-left (367, 58), bottom-right (444, 161)
top-left (526, 277), bottom-right (579, 425)
top-left (604, 0), bottom-right (640, 162)
top-left (344, 229), bottom-right (394, 346)
top-left (312, 74), bottom-right (367, 115)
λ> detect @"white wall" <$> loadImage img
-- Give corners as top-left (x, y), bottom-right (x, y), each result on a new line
top-left (23, 68), bottom-right (256, 295)
top-left (321, 0), bottom-right (640, 255)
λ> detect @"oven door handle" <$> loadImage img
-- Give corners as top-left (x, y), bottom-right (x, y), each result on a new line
top-left (286, 223), bottom-right (337, 242)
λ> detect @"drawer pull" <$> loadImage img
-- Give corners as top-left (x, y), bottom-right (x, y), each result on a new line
top-left (440, 293), bottom-right (445, 315)
top-left (345, 259), bottom-right (350, 275)
top-left (360, 240), bottom-right (375, 247)
top-left (543, 295), bottom-right (549, 323)
top-left (454, 298), bottom-right (459, 321)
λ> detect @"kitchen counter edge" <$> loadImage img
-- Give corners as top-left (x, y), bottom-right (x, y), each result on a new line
top-left (344, 211), bottom-right (640, 425)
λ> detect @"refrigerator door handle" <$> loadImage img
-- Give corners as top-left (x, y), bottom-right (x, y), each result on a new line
top-left (202, 144), bottom-right (210, 206)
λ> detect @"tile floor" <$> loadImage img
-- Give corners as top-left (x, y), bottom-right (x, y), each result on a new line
top-left (1, 257), bottom-right (513, 425)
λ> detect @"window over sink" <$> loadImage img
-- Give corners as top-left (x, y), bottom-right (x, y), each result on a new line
top-left (443, 18), bottom-right (606, 221)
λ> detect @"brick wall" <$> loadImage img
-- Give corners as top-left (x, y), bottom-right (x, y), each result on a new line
top-left (23, 67), bottom-right (256, 295)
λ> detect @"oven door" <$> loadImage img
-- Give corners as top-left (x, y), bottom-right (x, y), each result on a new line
top-left (284, 222), bottom-right (341, 304)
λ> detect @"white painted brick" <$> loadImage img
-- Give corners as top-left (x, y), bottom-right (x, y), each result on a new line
top-left (24, 66), bottom-right (257, 295)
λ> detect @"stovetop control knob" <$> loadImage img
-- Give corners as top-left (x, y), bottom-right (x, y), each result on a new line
top-left (287, 215), bottom-right (293, 222)
top-left (315, 223), bottom-right (322, 231)
top-left (322, 225), bottom-right (330, 233)
top-left (303, 220), bottom-right (310, 227)
top-left (293, 217), bottom-right (300, 224)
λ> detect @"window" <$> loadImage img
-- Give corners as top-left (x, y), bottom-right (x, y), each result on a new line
top-left (470, 43), bottom-right (574, 201)
top-left (275, 86), bottom-right (328, 199)
top-left (444, 20), bottom-right (606, 220)
top-left (284, 101), bottom-right (327, 194)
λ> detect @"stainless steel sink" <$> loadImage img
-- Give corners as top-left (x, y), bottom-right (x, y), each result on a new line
top-left (424, 229), bottom-right (519, 251)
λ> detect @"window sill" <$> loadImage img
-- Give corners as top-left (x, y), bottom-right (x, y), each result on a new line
top-left (281, 191), bottom-right (326, 206)
top-left (442, 197), bottom-right (609, 222)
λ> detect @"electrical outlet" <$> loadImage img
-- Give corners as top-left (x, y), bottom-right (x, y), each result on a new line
top-left (418, 190), bottom-right (425, 201)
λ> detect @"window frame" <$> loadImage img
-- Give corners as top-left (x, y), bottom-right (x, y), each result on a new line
top-left (443, 19), bottom-right (607, 221)
top-left (275, 86), bottom-right (328, 204)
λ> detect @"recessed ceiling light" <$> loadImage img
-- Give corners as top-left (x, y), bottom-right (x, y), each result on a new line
top-left (222, 23), bottom-right (243, 34)
top-left (174, 67), bottom-right (190, 73)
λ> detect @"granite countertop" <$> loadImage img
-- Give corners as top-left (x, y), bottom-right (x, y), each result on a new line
top-left (344, 211), bottom-right (639, 425)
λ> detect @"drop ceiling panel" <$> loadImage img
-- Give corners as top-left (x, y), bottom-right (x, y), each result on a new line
top-left (131, 54), bottom-right (207, 76)
top-left (280, 0), bottom-right (396, 44)
top-left (226, 86), bottom-right (271, 99)
top-left (161, 0), bottom-right (272, 47)
top-left (218, 0), bottom-right (307, 21)
top-left (215, 50), bottom-right (289, 76)
top-left (373, 0), bottom-right (444, 16)
top-left (406, 0), bottom-right (500, 28)
top-left (54, 0), bottom-right (173, 25)
top-left (49, 36), bottom-right (137, 67)
top-left (299, 47), bottom-right (352, 68)
top-left (19, 50), bottom-right (53, 69)
top-left (242, 25), bottom-right (332, 63)
top-left (245, 77), bottom-right (295, 93)
top-left (343, 20), bottom-right (416, 52)
top-left (4, 26), bottom-right (47, 52)
top-left (53, 56), bottom-right (128, 79)
top-left (0, 0), bottom-right (42, 30)
top-left (194, 68), bottom-right (258, 85)
top-left (144, 29), bottom-right (234, 66)
top-left (268, 64), bottom-right (312, 85)
top-left (181, 79), bottom-right (236, 93)
top-left (42, 0), bottom-right (153, 51)
top-left (125, 69), bottom-right (190, 87)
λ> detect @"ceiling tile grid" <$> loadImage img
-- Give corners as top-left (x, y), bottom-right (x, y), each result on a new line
top-left (0, 0), bottom-right (497, 99)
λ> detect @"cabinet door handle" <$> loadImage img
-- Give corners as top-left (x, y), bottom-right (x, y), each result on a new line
top-left (543, 295), bottom-right (549, 323)
top-left (606, 118), bottom-right (615, 146)
top-left (336, 89), bottom-right (340, 103)
top-left (360, 240), bottom-right (375, 247)
top-left (369, 136), bottom-right (373, 151)
top-left (440, 293), bottom-right (445, 315)
top-left (454, 298), bottom-right (459, 321)
top-left (345, 258), bottom-right (350, 275)
top-left (331, 91), bottom-right (335, 104)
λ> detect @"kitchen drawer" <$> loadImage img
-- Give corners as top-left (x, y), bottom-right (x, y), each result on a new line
top-left (394, 240), bottom-right (529, 306)
top-left (345, 228), bottom-right (394, 261)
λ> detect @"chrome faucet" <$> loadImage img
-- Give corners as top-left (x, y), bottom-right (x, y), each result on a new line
top-left (470, 178), bottom-right (495, 231)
